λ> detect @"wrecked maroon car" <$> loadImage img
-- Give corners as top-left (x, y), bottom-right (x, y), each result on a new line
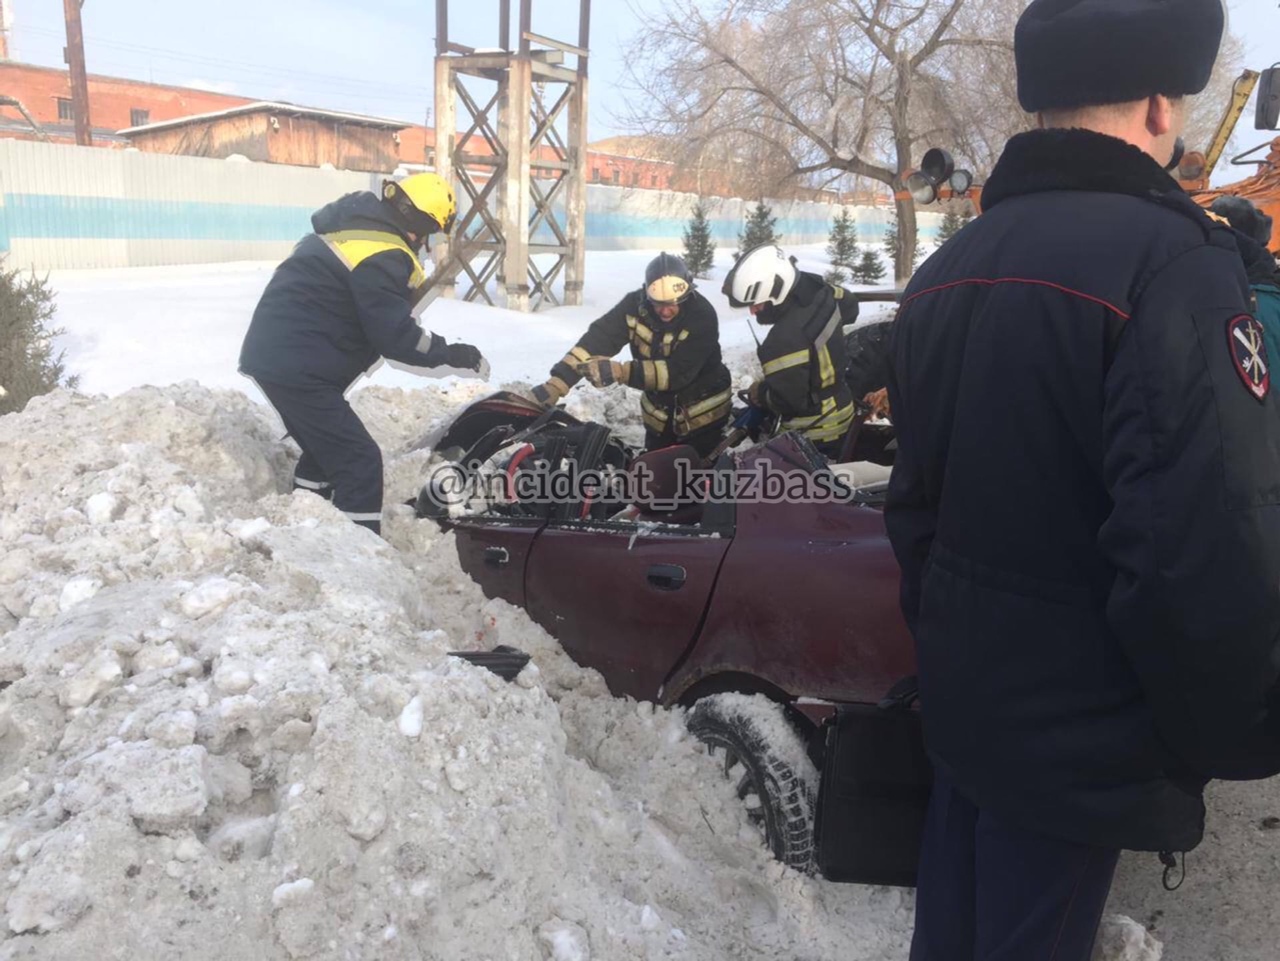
top-left (416, 392), bottom-right (927, 884)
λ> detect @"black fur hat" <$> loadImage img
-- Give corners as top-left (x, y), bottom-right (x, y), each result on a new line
top-left (1015, 0), bottom-right (1224, 113)
top-left (1211, 196), bottom-right (1274, 247)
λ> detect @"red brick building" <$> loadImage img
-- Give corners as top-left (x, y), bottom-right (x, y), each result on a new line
top-left (0, 59), bottom-right (793, 193)
top-left (0, 60), bottom-right (251, 145)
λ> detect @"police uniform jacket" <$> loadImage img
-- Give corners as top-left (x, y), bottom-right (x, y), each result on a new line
top-left (240, 191), bottom-right (444, 389)
top-left (885, 128), bottom-right (1280, 854)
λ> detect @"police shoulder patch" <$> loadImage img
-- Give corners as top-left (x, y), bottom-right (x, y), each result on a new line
top-left (1227, 314), bottom-right (1270, 402)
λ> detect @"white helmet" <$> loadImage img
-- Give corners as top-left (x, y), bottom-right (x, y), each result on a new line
top-left (722, 244), bottom-right (797, 309)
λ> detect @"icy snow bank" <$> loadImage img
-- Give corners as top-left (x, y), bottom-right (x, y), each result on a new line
top-left (0, 382), bottom-right (1169, 960)
top-left (0, 383), bottom-right (909, 959)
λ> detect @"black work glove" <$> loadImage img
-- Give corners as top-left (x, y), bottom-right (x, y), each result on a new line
top-left (438, 342), bottom-right (490, 379)
top-left (444, 343), bottom-right (482, 370)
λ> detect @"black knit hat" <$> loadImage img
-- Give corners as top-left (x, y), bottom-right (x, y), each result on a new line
top-left (1015, 0), bottom-right (1224, 113)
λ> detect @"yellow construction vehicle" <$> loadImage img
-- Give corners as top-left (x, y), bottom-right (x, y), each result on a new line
top-left (1183, 66), bottom-right (1280, 253)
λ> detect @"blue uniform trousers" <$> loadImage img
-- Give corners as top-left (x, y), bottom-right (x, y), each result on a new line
top-left (910, 766), bottom-right (1120, 961)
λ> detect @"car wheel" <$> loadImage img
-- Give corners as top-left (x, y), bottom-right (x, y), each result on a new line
top-left (687, 693), bottom-right (818, 872)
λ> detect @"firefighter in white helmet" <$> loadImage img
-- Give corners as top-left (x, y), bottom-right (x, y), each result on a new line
top-left (722, 243), bottom-right (859, 456)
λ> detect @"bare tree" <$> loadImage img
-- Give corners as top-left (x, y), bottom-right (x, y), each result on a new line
top-left (623, 0), bottom-right (1015, 281)
top-left (1184, 32), bottom-right (1247, 160)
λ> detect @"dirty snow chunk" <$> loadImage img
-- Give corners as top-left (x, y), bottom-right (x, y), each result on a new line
top-left (85, 491), bottom-right (121, 524)
top-left (133, 641), bottom-right (181, 673)
top-left (345, 795), bottom-right (388, 842)
top-left (228, 516), bottom-right (272, 541)
top-left (144, 709), bottom-right (198, 748)
top-left (61, 649), bottom-right (124, 708)
top-left (537, 919), bottom-right (591, 961)
top-left (272, 877), bottom-right (315, 908)
top-left (208, 816), bottom-right (275, 862)
top-left (640, 904), bottom-right (662, 931)
top-left (6, 872), bottom-right (90, 934)
top-left (444, 753), bottom-right (472, 793)
top-left (213, 659), bottom-right (255, 695)
top-left (0, 548), bottom-right (30, 585)
top-left (59, 576), bottom-right (102, 612)
top-left (173, 486), bottom-right (206, 519)
top-left (398, 695), bottom-right (424, 738)
top-left (63, 742), bottom-right (209, 833)
top-left (179, 577), bottom-right (240, 619)
top-left (1094, 915), bottom-right (1163, 961)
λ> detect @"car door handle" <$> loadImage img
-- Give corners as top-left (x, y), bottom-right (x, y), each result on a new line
top-left (484, 546), bottom-right (510, 567)
top-left (647, 564), bottom-right (686, 591)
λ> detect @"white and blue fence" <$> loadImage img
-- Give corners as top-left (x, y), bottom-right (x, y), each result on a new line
top-left (0, 139), bottom-right (940, 271)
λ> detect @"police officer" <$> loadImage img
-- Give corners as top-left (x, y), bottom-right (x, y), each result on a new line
top-left (530, 253), bottom-right (732, 458)
top-left (239, 173), bottom-right (487, 536)
top-left (721, 244), bottom-right (858, 456)
top-left (885, 1), bottom-right (1280, 958)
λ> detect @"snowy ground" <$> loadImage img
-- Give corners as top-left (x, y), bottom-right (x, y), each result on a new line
top-left (0, 246), bottom-right (1275, 959)
top-left (47, 247), bottom-right (898, 400)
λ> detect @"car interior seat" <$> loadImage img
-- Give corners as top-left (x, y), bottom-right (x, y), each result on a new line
top-left (630, 444), bottom-right (705, 525)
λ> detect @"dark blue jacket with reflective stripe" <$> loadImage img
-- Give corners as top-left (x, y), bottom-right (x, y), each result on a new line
top-left (240, 191), bottom-right (443, 389)
top-left (886, 129), bottom-right (1280, 854)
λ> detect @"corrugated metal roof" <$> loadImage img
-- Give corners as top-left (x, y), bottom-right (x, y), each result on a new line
top-left (119, 101), bottom-right (410, 136)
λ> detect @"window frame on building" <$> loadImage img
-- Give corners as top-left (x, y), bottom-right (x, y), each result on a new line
top-left (56, 97), bottom-right (74, 122)
top-left (129, 108), bottom-right (151, 128)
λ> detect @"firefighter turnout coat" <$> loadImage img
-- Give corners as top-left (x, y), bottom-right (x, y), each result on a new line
top-left (755, 273), bottom-right (858, 446)
top-left (547, 289), bottom-right (732, 441)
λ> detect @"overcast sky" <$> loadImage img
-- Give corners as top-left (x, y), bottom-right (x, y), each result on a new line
top-left (2, 0), bottom-right (1273, 148)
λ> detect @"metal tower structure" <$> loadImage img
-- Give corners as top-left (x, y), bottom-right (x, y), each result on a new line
top-left (432, 0), bottom-right (590, 312)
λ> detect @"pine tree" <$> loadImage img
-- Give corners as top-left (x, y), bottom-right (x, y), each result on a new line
top-left (0, 263), bottom-right (79, 416)
top-left (853, 248), bottom-right (887, 285)
top-left (682, 200), bottom-right (716, 278)
top-left (824, 208), bottom-right (859, 284)
top-left (738, 199), bottom-right (781, 257)
top-left (883, 215), bottom-right (921, 276)
top-left (936, 204), bottom-right (972, 246)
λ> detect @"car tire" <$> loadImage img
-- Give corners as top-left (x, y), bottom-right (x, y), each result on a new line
top-left (687, 693), bottom-right (819, 873)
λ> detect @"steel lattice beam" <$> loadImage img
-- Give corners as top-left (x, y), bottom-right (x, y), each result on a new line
top-left (431, 0), bottom-right (589, 311)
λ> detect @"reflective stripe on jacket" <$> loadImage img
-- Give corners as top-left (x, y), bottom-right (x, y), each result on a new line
top-left (239, 191), bottom-right (443, 389)
top-left (756, 273), bottom-right (856, 443)
top-left (549, 289), bottom-right (732, 438)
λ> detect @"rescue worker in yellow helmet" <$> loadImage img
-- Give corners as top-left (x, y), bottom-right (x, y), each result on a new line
top-left (239, 172), bottom-right (487, 536)
top-left (530, 252), bottom-right (733, 457)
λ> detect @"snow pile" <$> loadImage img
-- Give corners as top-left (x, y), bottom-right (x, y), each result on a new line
top-left (0, 383), bottom-right (911, 959)
top-left (0, 381), bottom-right (1183, 959)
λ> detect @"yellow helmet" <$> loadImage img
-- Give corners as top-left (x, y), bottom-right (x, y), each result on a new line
top-left (382, 172), bottom-right (457, 237)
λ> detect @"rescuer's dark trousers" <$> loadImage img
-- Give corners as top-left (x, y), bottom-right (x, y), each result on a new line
top-left (256, 380), bottom-right (383, 535)
top-left (644, 415), bottom-right (729, 461)
top-left (909, 766), bottom-right (1120, 961)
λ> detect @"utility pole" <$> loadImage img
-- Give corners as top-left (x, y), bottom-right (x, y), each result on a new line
top-left (62, 0), bottom-right (91, 146)
top-left (0, 0), bottom-right (10, 60)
